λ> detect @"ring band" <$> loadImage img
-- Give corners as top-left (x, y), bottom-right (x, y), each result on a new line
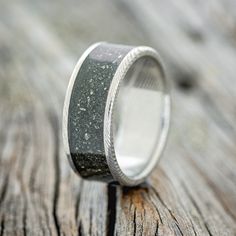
top-left (63, 42), bottom-right (170, 186)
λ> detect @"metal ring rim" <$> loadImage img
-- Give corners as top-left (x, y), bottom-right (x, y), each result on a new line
top-left (104, 46), bottom-right (171, 186)
top-left (63, 43), bottom-right (171, 186)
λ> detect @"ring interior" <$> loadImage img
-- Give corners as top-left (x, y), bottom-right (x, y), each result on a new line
top-left (113, 56), bottom-right (166, 178)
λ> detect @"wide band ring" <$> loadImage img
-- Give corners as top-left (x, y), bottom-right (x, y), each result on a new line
top-left (63, 42), bottom-right (171, 186)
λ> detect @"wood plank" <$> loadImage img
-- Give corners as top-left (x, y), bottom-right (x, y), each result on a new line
top-left (0, 0), bottom-right (235, 235)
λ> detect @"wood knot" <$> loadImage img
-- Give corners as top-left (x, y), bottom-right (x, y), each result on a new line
top-left (175, 69), bottom-right (198, 92)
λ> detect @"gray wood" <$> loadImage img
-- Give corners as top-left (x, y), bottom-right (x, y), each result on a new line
top-left (0, 0), bottom-right (236, 235)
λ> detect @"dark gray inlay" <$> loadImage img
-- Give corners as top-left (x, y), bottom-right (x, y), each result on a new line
top-left (68, 43), bottom-right (133, 181)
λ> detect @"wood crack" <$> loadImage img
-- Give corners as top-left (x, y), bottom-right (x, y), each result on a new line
top-left (78, 220), bottom-right (84, 236)
top-left (160, 173), bottom-right (198, 236)
top-left (41, 197), bottom-right (53, 235)
top-left (47, 112), bottom-right (61, 236)
top-left (0, 175), bottom-right (8, 206)
top-left (23, 201), bottom-right (27, 236)
top-left (89, 208), bottom-right (92, 236)
top-left (146, 190), bottom-right (163, 225)
top-left (182, 182), bottom-right (213, 236)
top-left (75, 181), bottom-right (83, 220)
top-left (0, 217), bottom-right (4, 236)
top-left (133, 207), bottom-right (136, 236)
top-left (154, 220), bottom-right (159, 236)
top-left (107, 184), bottom-right (117, 236)
top-left (151, 187), bottom-right (184, 236)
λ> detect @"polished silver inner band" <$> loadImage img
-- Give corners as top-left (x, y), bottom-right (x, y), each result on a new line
top-left (105, 47), bottom-right (170, 185)
top-left (114, 56), bottom-right (164, 176)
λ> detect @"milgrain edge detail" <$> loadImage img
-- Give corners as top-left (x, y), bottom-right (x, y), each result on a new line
top-left (104, 46), bottom-right (171, 186)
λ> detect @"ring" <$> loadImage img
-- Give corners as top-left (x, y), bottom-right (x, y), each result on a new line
top-left (63, 42), bottom-right (171, 186)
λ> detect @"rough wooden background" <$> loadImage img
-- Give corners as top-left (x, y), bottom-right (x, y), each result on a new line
top-left (0, 0), bottom-right (236, 235)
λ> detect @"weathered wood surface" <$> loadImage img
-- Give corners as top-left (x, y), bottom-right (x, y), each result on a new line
top-left (0, 0), bottom-right (236, 235)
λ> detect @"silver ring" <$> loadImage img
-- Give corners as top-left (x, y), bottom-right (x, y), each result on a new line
top-left (63, 42), bottom-right (171, 186)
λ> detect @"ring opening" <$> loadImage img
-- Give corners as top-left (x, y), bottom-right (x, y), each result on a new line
top-left (113, 56), bottom-right (166, 178)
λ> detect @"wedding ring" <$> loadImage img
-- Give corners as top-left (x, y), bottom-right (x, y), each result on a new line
top-left (63, 42), bottom-right (170, 186)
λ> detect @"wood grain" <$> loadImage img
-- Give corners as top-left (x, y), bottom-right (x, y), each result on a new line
top-left (0, 0), bottom-right (236, 235)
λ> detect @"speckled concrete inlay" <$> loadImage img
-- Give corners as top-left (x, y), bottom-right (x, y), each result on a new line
top-left (68, 43), bottom-right (133, 181)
